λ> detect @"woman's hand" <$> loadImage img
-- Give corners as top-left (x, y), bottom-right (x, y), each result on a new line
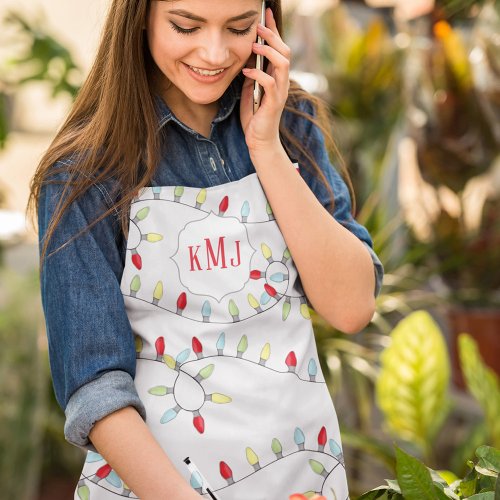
top-left (240, 7), bottom-right (291, 156)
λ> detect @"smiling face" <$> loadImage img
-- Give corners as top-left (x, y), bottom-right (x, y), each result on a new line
top-left (146, 0), bottom-right (261, 111)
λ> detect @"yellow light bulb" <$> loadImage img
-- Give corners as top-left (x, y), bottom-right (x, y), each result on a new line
top-left (260, 343), bottom-right (271, 361)
top-left (247, 293), bottom-right (259, 309)
top-left (246, 447), bottom-right (259, 466)
top-left (196, 188), bottom-right (207, 205)
top-left (163, 355), bottom-right (176, 369)
top-left (146, 233), bottom-right (163, 242)
top-left (300, 303), bottom-right (311, 319)
top-left (153, 281), bottom-right (163, 301)
top-left (211, 393), bottom-right (232, 404)
top-left (261, 243), bottom-right (272, 260)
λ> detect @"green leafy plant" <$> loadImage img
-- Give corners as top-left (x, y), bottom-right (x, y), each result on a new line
top-left (376, 311), bottom-right (451, 464)
top-left (358, 445), bottom-right (500, 499)
top-left (459, 334), bottom-right (500, 448)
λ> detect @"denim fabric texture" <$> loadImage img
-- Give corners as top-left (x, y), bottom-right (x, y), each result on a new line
top-left (38, 74), bottom-right (384, 452)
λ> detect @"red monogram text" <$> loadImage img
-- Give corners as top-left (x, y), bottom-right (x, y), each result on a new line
top-left (188, 237), bottom-right (241, 271)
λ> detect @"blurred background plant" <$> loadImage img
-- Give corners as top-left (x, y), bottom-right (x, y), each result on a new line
top-left (0, 10), bottom-right (81, 149)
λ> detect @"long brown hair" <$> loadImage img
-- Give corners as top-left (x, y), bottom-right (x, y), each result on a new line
top-left (27, 0), bottom-right (353, 272)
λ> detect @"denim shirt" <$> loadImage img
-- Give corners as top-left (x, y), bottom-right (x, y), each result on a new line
top-left (38, 74), bottom-right (384, 452)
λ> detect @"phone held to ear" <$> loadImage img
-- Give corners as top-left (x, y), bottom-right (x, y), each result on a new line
top-left (253, 0), bottom-right (266, 114)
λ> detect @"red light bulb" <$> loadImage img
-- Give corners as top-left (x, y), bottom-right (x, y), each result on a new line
top-left (177, 292), bottom-right (187, 311)
top-left (193, 414), bottom-right (205, 434)
top-left (131, 253), bottom-right (142, 270)
top-left (192, 337), bottom-right (202, 354)
top-left (96, 464), bottom-right (112, 479)
top-left (286, 351), bottom-right (297, 368)
top-left (220, 461), bottom-right (233, 480)
top-left (250, 270), bottom-right (264, 280)
top-left (264, 283), bottom-right (277, 297)
top-left (155, 337), bottom-right (165, 356)
top-left (318, 426), bottom-right (327, 447)
top-left (219, 196), bottom-right (229, 214)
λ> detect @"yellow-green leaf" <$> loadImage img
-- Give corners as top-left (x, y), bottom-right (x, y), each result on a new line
top-left (376, 311), bottom-right (450, 456)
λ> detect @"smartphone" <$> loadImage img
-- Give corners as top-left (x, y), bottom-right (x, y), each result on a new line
top-left (253, 0), bottom-right (266, 114)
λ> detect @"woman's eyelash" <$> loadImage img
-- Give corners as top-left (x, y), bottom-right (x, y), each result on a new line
top-left (169, 22), bottom-right (253, 36)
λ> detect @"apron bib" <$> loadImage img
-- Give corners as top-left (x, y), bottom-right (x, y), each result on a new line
top-left (75, 172), bottom-right (349, 500)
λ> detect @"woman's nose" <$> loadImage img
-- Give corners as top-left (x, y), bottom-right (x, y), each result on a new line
top-left (199, 32), bottom-right (230, 67)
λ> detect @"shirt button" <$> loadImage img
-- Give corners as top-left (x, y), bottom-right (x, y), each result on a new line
top-left (210, 157), bottom-right (217, 171)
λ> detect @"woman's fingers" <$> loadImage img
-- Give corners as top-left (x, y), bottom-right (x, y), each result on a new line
top-left (258, 13), bottom-right (291, 61)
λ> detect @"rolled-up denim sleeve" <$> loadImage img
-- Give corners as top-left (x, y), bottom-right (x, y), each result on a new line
top-left (285, 100), bottom-right (384, 297)
top-left (38, 166), bottom-right (146, 452)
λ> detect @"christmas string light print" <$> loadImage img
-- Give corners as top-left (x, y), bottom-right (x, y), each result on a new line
top-left (134, 329), bottom-right (324, 435)
top-left (76, 426), bottom-right (346, 499)
top-left (214, 425), bottom-right (345, 498)
top-left (126, 206), bottom-right (163, 270)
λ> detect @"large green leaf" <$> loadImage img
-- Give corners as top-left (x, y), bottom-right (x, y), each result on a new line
top-left (376, 311), bottom-right (451, 456)
top-left (459, 335), bottom-right (500, 448)
top-left (395, 446), bottom-right (440, 499)
top-left (475, 446), bottom-right (500, 476)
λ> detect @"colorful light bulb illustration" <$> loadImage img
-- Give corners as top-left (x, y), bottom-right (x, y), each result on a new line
top-left (176, 292), bottom-right (187, 315)
top-left (220, 461), bottom-right (234, 485)
top-left (282, 296), bottom-right (291, 321)
top-left (294, 427), bottom-right (305, 450)
top-left (241, 201), bottom-right (250, 222)
top-left (130, 275), bottom-right (141, 297)
top-left (195, 188), bottom-right (207, 209)
top-left (237, 335), bottom-right (248, 358)
top-left (153, 281), bottom-right (163, 305)
top-left (202, 300), bottom-right (211, 322)
top-left (271, 438), bottom-right (283, 458)
top-left (155, 336), bottom-right (165, 361)
top-left (308, 358), bottom-right (317, 382)
top-left (286, 351), bottom-right (297, 373)
top-left (192, 337), bottom-right (203, 359)
top-left (318, 426), bottom-right (327, 452)
top-left (218, 195), bottom-right (229, 216)
top-left (246, 447), bottom-right (261, 471)
top-left (216, 332), bottom-right (225, 355)
top-left (259, 343), bottom-right (271, 365)
top-left (228, 299), bottom-right (240, 322)
top-left (174, 186), bottom-right (184, 202)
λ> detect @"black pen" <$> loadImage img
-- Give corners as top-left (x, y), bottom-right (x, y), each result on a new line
top-left (183, 456), bottom-right (220, 500)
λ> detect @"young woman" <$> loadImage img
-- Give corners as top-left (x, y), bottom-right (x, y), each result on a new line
top-left (29, 1), bottom-right (383, 498)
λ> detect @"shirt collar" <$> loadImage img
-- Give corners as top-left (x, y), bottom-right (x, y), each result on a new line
top-left (154, 72), bottom-right (244, 131)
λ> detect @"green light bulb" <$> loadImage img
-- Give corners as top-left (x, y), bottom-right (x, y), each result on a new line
top-left (237, 335), bottom-right (248, 353)
top-left (228, 299), bottom-right (239, 316)
top-left (309, 459), bottom-right (325, 475)
top-left (135, 207), bottom-right (150, 220)
top-left (198, 364), bottom-right (215, 379)
top-left (130, 275), bottom-right (141, 293)
top-left (271, 438), bottom-right (282, 455)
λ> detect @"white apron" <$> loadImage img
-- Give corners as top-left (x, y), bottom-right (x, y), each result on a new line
top-left (75, 171), bottom-right (349, 500)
